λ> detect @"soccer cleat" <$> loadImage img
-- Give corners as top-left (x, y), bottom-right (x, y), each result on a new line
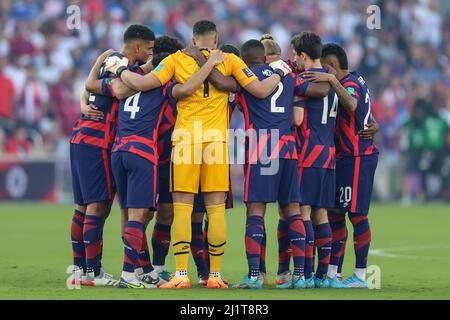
top-left (198, 273), bottom-right (209, 286)
top-left (314, 276), bottom-right (330, 288)
top-left (207, 276), bottom-right (228, 289)
top-left (159, 275), bottom-right (191, 289)
top-left (68, 268), bottom-right (86, 286)
top-left (158, 270), bottom-right (172, 284)
top-left (83, 270), bottom-right (118, 287)
top-left (274, 270), bottom-right (292, 286)
top-left (141, 274), bottom-right (160, 288)
top-left (276, 277), bottom-right (294, 289)
top-left (259, 272), bottom-right (269, 286)
top-left (304, 277), bottom-right (315, 289)
top-left (342, 274), bottom-right (368, 288)
top-left (118, 276), bottom-right (153, 289)
top-left (293, 277), bottom-right (307, 289)
top-left (232, 276), bottom-right (263, 289)
top-left (328, 275), bottom-right (348, 289)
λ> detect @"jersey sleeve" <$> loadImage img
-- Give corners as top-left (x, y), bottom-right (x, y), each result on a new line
top-left (293, 75), bottom-right (308, 108)
top-left (150, 54), bottom-right (176, 85)
top-left (101, 78), bottom-right (115, 97)
top-left (227, 54), bottom-right (258, 88)
top-left (342, 79), bottom-right (361, 99)
top-left (163, 80), bottom-right (177, 100)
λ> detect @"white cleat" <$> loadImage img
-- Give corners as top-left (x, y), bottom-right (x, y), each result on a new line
top-left (83, 270), bottom-right (118, 287)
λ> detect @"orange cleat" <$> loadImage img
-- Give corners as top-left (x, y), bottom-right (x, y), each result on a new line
top-left (159, 275), bottom-right (190, 289)
top-left (207, 276), bottom-right (228, 289)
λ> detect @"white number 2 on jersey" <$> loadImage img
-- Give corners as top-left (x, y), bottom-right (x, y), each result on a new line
top-left (321, 93), bottom-right (338, 124)
top-left (364, 91), bottom-right (372, 127)
top-left (270, 83), bottom-right (285, 113)
top-left (124, 92), bottom-right (141, 119)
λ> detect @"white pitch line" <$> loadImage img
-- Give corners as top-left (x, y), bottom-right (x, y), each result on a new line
top-left (369, 245), bottom-right (450, 261)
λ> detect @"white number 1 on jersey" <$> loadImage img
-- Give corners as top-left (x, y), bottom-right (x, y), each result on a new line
top-left (321, 93), bottom-right (338, 124)
top-left (124, 92), bottom-right (141, 119)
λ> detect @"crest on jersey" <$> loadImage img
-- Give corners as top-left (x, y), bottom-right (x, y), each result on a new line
top-left (154, 63), bottom-right (164, 72)
top-left (242, 67), bottom-right (254, 78)
top-left (262, 69), bottom-right (273, 77)
top-left (346, 87), bottom-right (355, 95)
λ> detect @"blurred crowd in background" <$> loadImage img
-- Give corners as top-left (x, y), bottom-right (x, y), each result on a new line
top-left (0, 0), bottom-right (449, 202)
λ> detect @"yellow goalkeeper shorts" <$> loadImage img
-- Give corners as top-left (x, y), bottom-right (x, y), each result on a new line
top-left (170, 142), bottom-right (229, 193)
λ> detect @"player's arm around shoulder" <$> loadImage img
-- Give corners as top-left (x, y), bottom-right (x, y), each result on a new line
top-left (241, 59), bottom-right (291, 99)
top-left (172, 50), bottom-right (226, 99)
top-left (85, 49), bottom-right (116, 94)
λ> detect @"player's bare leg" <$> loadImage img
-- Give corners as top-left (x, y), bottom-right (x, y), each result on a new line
top-left (233, 202), bottom-right (265, 289)
top-left (277, 203), bottom-right (306, 289)
top-left (160, 192), bottom-right (194, 289)
top-left (311, 208), bottom-right (332, 288)
top-left (203, 191), bottom-right (228, 288)
top-left (151, 203), bottom-right (173, 282)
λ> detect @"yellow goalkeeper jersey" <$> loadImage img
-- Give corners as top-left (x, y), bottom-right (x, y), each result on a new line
top-left (151, 50), bottom-right (257, 145)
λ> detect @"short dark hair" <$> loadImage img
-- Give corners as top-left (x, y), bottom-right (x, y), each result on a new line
top-left (291, 31), bottom-right (322, 60)
top-left (241, 39), bottom-right (265, 57)
top-left (154, 36), bottom-right (184, 55)
top-left (193, 20), bottom-right (217, 36)
top-left (123, 24), bottom-right (155, 43)
top-left (220, 44), bottom-right (241, 57)
top-left (152, 52), bottom-right (170, 68)
top-left (321, 43), bottom-right (349, 70)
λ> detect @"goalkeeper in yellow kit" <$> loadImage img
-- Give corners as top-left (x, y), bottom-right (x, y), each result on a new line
top-left (107, 20), bottom-right (292, 288)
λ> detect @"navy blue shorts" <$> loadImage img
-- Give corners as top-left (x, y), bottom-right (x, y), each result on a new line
top-left (159, 164), bottom-right (233, 211)
top-left (335, 155), bottom-right (378, 214)
top-left (70, 143), bottom-right (114, 205)
top-left (111, 152), bottom-right (158, 209)
top-left (244, 159), bottom-right (300, 207)
top-left (158, 164), bottom-right (172, 204)
top-left (299, 167), bottom-right (336, 209)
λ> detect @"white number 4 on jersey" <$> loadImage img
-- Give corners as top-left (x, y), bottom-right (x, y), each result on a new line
top-left (124, 92), bottom-right (141, 119)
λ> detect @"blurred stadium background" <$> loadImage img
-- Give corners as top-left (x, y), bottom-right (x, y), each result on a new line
top-left (0, 0), bottom-right (449, 205)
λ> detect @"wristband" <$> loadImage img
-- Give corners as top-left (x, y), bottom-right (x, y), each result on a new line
top-left (273, 68), bottom-right (284, 79)
top-left (116, 66), bottom-right (127, 78)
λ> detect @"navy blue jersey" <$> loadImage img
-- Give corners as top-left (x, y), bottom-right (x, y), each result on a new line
top-left (71, 52), bottom-right (144, 149)
top-left (336, 72), bottom-right (379, 158)
top-left (112, 82), bottom-right (174, 164)
top-left (295, 68), bottom-right (337, 169)
top-left (238, 64), bottom-right (299, 162)
top-left (157, 97), bottom-right (177, 166)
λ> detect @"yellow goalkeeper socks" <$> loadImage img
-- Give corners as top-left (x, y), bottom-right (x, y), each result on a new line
top-left (206, 204), bottom-right (227, 274)
top-left (172, 202), bottom-right (193, 274)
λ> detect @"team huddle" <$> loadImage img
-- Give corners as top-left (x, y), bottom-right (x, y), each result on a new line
top-left (69, 19), bottom-right (378, 290)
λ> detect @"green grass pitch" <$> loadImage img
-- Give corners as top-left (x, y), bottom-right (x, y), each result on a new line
top-left (0, 203), bottom-right (450, 300)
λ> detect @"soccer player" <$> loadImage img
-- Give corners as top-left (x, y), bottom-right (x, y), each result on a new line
top-left (110, 20), bottom-right (289, 289)
top-left (292, 32), bottom-right (337, 289)
top-left (227, 39), bottom-right (304, 289)
top-left (304, 43), bottom-right (379, 288)
top-left (106, 49), bottom-right (226, 288)
top-left (69, 25), bottom-right (155, 287)
top-left (259, 34), bottom-right (331, 287)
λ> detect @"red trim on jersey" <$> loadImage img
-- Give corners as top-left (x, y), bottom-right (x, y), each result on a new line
top-left (128, 146), bottom-right (157, 164)
top-left (297, 109), bottom-right (309, 166)
top-left (249, 133), bottom-right (270, 163)
top-left (72, 132), bottom-right (104, 146)
top-left (153, 160), bottom-right (157, 206)
top-left (343, 81), bottom-right (361, 89)
top-left (322, 147), bottom-right (335, 168)
top-left (101, 149), bottom-right (112, 199)
top-left (303, 145), bottom-right (324, 167)
top-left (351, 156), bottom-right (361, 212)
top-left (239, 93), bottom-right (251, 130)
top-left (365, 145), bottom-right (375, 155)
top-left (73, 120), bottom-right (106, 132)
